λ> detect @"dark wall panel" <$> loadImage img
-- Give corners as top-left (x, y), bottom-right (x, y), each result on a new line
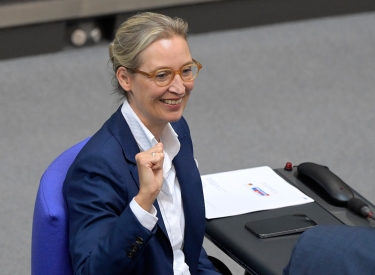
top-left (115, 0), bottom-right (375, 34)
top-left (0, 21), bottom-right (64, 60)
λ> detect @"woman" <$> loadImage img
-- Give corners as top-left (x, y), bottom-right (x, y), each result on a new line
top-left (63, 12), bottom-right (221, 275)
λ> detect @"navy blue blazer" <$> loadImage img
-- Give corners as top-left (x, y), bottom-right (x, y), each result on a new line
top-left (283, 225), bottom-right (375, 275)
top-left (63, 106), bottom-right (218, 275)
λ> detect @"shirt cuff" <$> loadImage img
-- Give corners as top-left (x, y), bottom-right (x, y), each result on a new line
top-left (129, 198), bottom-right (158, 231)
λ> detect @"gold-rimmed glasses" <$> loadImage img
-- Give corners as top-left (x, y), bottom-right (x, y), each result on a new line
top-left (124, 59), bottom-right (202, 87)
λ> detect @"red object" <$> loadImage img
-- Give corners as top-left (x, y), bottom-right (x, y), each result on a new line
top-left (284, 162), bottom-right (293, 171)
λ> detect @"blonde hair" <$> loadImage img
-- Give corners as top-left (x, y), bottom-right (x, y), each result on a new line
top-left (109, 12), bottom-right (189, 98)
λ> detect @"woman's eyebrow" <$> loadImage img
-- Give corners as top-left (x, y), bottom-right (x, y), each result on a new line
top-left (151, 60), bottom-right (194, 71)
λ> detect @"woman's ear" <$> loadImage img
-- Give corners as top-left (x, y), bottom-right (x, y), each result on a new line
top-left (116, 67), bottom-right (132, 92)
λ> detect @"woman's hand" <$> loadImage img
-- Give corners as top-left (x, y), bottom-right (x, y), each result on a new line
top-left (134, 143), bottom-right (164, 212)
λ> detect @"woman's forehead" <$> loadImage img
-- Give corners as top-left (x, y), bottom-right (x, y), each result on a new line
top-left (139, 37), bottom-right (192, 69)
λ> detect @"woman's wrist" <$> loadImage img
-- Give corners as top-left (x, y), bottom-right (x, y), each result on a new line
top-left (134, 192), bottom-right (157, 212)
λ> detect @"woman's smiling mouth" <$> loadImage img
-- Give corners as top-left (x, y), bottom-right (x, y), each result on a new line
top-left (160, 98), bottom-right (183, 105)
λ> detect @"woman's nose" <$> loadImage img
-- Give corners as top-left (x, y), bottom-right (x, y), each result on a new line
top-left (169, 74), bottom-right (185, 94)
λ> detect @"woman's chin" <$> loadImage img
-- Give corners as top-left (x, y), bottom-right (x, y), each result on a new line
top-left (167, 114), bottom-right (183, 123)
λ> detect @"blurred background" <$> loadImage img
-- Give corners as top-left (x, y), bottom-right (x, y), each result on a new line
top-left (1, 0), bottom-right (375, 274)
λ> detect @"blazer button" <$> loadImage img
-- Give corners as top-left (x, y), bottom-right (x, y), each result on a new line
top-left (131, 245), bottom-right (138, 253)
top-left (127, 251), bottom-right (134, 259)
top-left (135, 237), bottom-right (143, 245)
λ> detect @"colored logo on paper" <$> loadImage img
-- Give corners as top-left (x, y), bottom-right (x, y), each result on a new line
top-left (251, 187), bottom-right (270, 196)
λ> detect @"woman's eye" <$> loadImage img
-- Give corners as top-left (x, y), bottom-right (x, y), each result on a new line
top-left (155, 71), bottom-right (171, 80)
top-left (182, 67), bottom-right (192, 76)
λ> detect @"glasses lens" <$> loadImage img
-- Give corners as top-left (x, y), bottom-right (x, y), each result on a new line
top-left (154, 69), bottom-right (173, 86)
top-left (153, 64), bottom-right (200, 86)
top-left (181, 64), bottom-right (199, 81)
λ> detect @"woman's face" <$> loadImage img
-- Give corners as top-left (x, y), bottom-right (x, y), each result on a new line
top-left (118, 36), bottom-right (194, 135)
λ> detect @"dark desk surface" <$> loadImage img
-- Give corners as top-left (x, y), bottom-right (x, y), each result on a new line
top-left (205, 166), bottom-right (375, 275)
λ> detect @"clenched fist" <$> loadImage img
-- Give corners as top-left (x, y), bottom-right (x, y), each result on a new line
top-left (134, 143), bottom-right (164, 212)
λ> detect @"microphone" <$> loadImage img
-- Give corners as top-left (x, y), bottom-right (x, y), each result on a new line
top-left (347, 197), bottom-right (375, 222)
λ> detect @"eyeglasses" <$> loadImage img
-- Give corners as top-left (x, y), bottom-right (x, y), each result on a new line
top-left (124, 59), bottom-right (202, 87)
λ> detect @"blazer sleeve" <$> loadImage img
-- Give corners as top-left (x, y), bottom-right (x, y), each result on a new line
top-left (63, 135), bottom-right (155, 275)
top-left (197, 247), bottom-right (222, 275)
top-left (283, 225), bottom-right (375, 275)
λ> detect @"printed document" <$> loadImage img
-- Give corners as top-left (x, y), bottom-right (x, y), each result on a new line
top-left (202, 166), bottom-right (314, 219)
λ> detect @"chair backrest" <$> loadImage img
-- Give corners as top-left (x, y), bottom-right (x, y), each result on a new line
top-left (31, 138), bottom-right (90, 275)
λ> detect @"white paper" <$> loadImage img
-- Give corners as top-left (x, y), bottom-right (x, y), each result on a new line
top-left (202, 166), bottom-right (314, 219)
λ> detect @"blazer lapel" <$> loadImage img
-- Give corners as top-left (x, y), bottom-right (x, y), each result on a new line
top-left (154, 203), bottom-right (168, 236)
top-left (108, 107), bottom-right (138, 168)
top-left (108, 106), bottom-right (169, 237)
top-left (173, 123), bottom-right (205, 269)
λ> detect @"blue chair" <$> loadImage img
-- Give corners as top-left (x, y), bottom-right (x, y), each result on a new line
top-left (31, 138), bottom-right (90, 275)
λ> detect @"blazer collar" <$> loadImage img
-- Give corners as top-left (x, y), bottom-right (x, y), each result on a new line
top-left (108, 105), bottom-right (139, 165)
top-left (108, 105), bottom-right (189, 163)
